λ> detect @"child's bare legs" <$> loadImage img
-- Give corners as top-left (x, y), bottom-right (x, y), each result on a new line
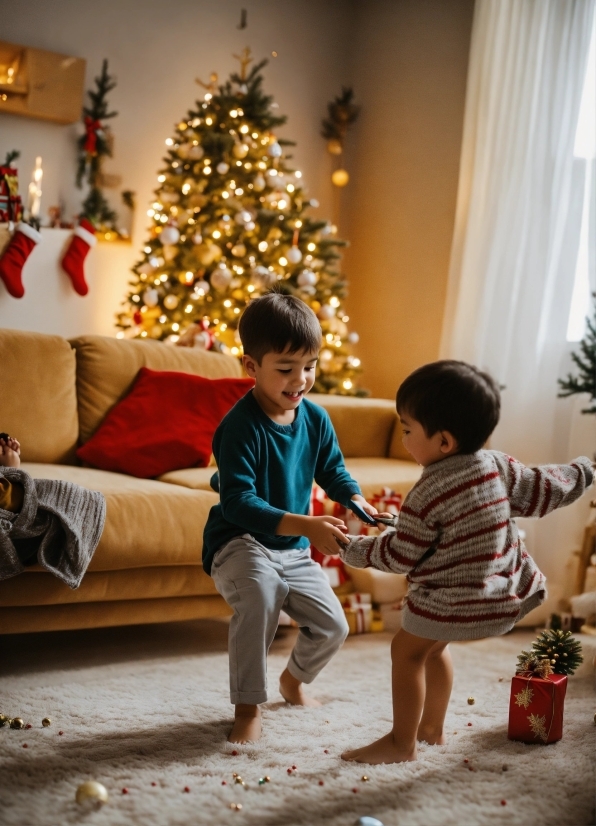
top-left (417, 640), bottom-right (452, 745)
top-left (279, 667), bottom-right (321, 707)
top-left (342, 628), bottom-right (450, 764)
top-left (0, 435), bottom-right (20, 468)
top-left (229, 704), bottom-right (262, 744)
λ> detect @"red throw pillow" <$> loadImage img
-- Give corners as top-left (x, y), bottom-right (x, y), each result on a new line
top-left (77, 367), bottom-right (254, 478)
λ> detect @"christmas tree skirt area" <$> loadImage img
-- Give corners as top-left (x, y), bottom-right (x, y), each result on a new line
top-left (1, 624), bottom-right (594, 826)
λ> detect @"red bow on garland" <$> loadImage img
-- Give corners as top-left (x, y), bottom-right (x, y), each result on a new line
top-left (84, 116), bottom-right (102, 155)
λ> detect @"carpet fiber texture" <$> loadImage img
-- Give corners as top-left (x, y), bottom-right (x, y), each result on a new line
top-left (1, 621), bottom-right (594, 826)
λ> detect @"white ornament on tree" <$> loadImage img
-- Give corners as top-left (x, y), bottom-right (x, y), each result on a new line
top-left (318, 304), bottom-right (336, 320)
top-left (287, 246), bottom-right (303, 264)
top-left (192, 232), bottom-right (203, 245)
top-left (216, 162), bottom-right (229, 174)
top-left (234, 210), bottom-right (252, 225)
top-left (297, 269), bottom-right (318, 287)
top-left (188, 144), bottom-right (204, 160)
top-left (160, 226), bottom-right (180, 245)
top-left (268, 141), bottom-right (282, 157)
top-left (211, 264), bottom-right (233, 291)
top-left (193, 280), bottom-right (210, 296)
top-left (253, 174), bottom-right (265, 191)
top-left (348, 331), bottom-right (360, 344)
top-left (251, 265), bottom-right (277, 288)
top-left (143, 288), bottom-right (159, 307)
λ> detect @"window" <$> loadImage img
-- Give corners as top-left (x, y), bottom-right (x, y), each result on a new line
top-left (566, 12), bottom-right (596, 342)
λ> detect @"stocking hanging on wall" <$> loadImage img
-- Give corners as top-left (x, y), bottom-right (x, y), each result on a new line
top-left (61, 218), bottom-right (97, 296)
top-left (0, 222), bottom-right (42, 298)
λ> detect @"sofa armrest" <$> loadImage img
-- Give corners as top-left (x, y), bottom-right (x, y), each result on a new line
top-left (308, 394), bottom-right (397, 458)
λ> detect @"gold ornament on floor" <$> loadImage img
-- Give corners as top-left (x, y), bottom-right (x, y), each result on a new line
top-left (0, 714), bottom-right (9, 726)
top-left (9, 717), bottom-right (24, 729)
top-left (76, 781), bottom-right (109, 805)
top-left (361, 775), bottom-right (369, 782)
top-left (42, 717), bottom-right (51, 727)
top-left (467, 697), bottom-right (475, 705)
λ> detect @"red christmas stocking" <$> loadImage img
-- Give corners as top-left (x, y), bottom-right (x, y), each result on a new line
top-left (61, 218), bottom-right (97, 296)
top-left (0, 222), bottom-right (42, 299)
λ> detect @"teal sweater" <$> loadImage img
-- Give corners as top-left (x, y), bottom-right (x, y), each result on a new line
top-left (202, 391), bottom-right (361, 575)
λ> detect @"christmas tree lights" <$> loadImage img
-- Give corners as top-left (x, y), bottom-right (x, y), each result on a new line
top-left (116, 50), bottom-right (365, 395)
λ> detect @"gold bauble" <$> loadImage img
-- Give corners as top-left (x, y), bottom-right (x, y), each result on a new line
top-left (233, 143), bottom-right (249, 159)
top-left (10, 718), bottom-right (24, 729)
top-left (76, 781), bottom-right (109, 805)
top-left (231, 244), bottom-right (246, 258)
top-left (311, 300), bottom-right (321, 313)
top-left (327, 138), bottom-right (343, 155)
top-left (467, 697), bottom-right (475, 705)
top-left (231, 289), bottom-right (245, 300)
top-left (0, 714), bottom-right (9, 726)
top-left (268, 227), bottom-right (283, 240)
top-left (197, 243), bottom-right (222, 266)
top-left (331, 168), bottom-right (350, 187)
top-left (42, 717), bottom-right (51, 727)
top-left (163, 294), bottom-right (179, 310)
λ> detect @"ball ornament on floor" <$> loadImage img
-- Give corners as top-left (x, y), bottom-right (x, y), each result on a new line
top-left (75, 781), bottom-right (109, 805)
top-left (10, 717), bottom-right (24, 729)
top-left (467, 696), bottom-right (475, 705)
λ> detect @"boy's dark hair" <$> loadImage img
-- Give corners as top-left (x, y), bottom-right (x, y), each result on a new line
top-left (396, 360), bottom-right (501, 454)
top-left (238, 291), bottom-right (322, 363)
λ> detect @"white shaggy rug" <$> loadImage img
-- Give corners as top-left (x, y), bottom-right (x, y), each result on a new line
top-left (1, 621), bottom-right (594, 826)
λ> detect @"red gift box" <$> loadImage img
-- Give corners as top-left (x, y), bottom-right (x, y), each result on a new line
top-left (507, 673), bottom-right (567, 744)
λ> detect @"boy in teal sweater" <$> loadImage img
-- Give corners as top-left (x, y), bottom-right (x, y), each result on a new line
top-left (203, 292), bottom-right (377, 743)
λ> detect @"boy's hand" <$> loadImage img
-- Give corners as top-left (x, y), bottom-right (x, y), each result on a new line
top-left (276, 512), bottom-right (348, 555)
top-left (303, 515), bottom-right (348, 556)
top-left (350, 494), bottom-right (378, 520)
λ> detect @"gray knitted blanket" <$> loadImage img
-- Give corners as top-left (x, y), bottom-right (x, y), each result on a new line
top-left (0, 468), bottom-right (106, 588)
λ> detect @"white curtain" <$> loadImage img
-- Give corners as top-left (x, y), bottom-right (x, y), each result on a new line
top-left (441, 0), bottom-right (596, 465)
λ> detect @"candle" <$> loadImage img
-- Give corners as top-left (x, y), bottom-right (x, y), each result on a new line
top-left (27, 156), bottom-right (43, 219)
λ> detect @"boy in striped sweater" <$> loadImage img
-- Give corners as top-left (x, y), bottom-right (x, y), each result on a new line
top-left (328, 360), bottom-right (593, 764)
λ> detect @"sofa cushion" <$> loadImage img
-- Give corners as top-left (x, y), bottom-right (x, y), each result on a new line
top-left (21, 463), bottom-right (218, 570)
top-left (157, 458), bottom-right (422, 502)
top-left (70, 335), bottom-right (243, 444)
top-left (0, 328), bottom-right (78, 464)
top-left (343, 457), bottom-right (422, 500)
top-left (158, 467), bottom-right (215, 490)
top-left (0, 565), bottom-right (218, 606)
top-left (308, 394), bottom-right (397, 457)
top-left (77, 368), bottom-right (254, 477)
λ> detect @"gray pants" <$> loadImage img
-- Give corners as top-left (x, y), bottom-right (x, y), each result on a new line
top-left (211, 534), bottom-right (349, 705)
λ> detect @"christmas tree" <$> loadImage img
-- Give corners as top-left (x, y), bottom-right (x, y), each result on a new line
top-left (116, 50), bottom-right (364, 395)
top-left (558, 293), bottom-right (596, 413)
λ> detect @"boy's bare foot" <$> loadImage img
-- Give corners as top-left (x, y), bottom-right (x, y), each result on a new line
top-left (279, 668), bottom-right (321, 707)
top-left (0, 435), bottom-right (20, 469)
top-left (417, 726), bottom-right (446, 745)
top-left (229, 704), bottom-right (261, 744)
top-left (341, 732), bottom-right (417, 764)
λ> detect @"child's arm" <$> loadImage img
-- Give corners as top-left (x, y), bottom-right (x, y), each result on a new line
top-left (335, 505), bottom-right (439, 575)
top-left (491, 452), bottom-right (593, 518)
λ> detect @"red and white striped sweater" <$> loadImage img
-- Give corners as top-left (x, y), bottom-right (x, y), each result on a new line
top-left (341, 451), bottom-right (593, 641)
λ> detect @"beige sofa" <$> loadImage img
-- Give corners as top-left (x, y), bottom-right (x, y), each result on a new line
top-left (0, 328), bottom-right (421, 634)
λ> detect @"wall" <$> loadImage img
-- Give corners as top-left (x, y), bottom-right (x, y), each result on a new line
top-left (0, 0), bottom-right (353, 336)
top-left (343, 0), bottom-right (475, 399)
